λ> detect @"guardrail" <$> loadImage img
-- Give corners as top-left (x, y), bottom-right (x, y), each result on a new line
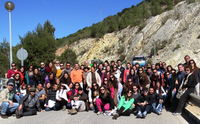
top-left (0, 78), bottom-right (8, 91)
top-left (185, 93), bottom-right (200, 123)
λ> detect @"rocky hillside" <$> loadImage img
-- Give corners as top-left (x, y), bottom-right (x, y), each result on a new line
top-left (56, 1), bottom-right (200, 69)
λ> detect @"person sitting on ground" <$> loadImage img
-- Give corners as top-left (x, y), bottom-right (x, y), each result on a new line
top-left (67, 82), bottom-right (74, 109)
top-left (154, 81), bottom-right (166, 107)
top-left (136, 88), bottom-right (152, 118)
top-left (88, 82), bottom-right (100, 112)
top-left (35, 83), bottom-right (46, 110)
top-left (69, 87), bottom-right (88, 115)
top-left (0, 79), bottom-right (19, 118)
top-left (44, 82), bottom-right (51, 99)
top-left (96, 86), bottom-right (115, 115)
top-left (16, 87), bottom-right (44, 118)
top-left (13, 73), bottom-right (23, 103)
top-left (149, 87), bottom-right (163, 115)
top-left (112, 90), bottom-right (134, 119)
top-left (55, 84), bottom-right (70, 111)
top-left (45, 84), bottom-right (58, 111)
top-left (20, 84), bottom-right (27, 96)
top-left (132, 85), bottom-right (141, 112)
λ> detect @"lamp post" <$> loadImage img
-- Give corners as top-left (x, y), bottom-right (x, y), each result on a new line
top-left (5, 1), bottom-right (15, 69)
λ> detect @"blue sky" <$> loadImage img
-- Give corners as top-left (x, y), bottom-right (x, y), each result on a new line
top-left (0, 0), bottom-right (143, 46)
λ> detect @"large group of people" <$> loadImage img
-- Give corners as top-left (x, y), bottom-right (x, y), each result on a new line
top-left (0, 55), bottom-right (199, 120)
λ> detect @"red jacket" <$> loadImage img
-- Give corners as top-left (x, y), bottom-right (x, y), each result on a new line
top-left (7, 69), bottom-right (18, 78)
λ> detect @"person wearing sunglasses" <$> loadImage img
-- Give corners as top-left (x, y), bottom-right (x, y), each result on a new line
top-left (112, 90), bottom-right (134, 119)
top-left (7, 62), bottom-right (18, 78)
top-left (132, 85), bottom-right (141, 113)
top-left (96, 86), bottom-right (115, 115)
top-left (137, 67), bottom-right (150, 92)
top-left (136, 88), bottom-right (152, 118)
top-left (39, 62), bottom-right (47, 85)
top-left (88, 82), bottom-right (100, 112)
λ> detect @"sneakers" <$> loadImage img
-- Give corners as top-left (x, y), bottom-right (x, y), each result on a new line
top-left (97, 111), bottom-right (103, 115)
top-left (137, 113), bottom-right (142, 118)
top-left (112, 113), bottom-right (119, 120)
top-left (70, 109), bottom-right (77, 115)
top-left (68, 109), bottom-right (73, 113)
top-left (62, 106), bottom-right (66, 111)
top-left (15, 110), bottom-right (21, 119)
top-left (0, 113), bottom-right (8, 119)
top-left (142, 112), bottom-right (147, 118)
top-left (172, 112), bottom-right (181, 116)
top-left (158, 112), bottom-right (162, 115)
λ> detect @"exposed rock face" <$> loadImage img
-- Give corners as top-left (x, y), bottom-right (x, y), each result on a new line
top-left (55, 1), bottom-right (200, 69)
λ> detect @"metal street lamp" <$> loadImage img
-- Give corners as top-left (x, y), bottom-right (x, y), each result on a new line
top-left (5, 1), bottom-right (15, 69)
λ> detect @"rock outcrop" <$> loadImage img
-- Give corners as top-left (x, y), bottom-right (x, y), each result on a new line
top-left (55, 1), bottom-right (200, 69)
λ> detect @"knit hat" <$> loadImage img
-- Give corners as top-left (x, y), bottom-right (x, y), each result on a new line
top-left (7, 79), bottom-right (14, 86)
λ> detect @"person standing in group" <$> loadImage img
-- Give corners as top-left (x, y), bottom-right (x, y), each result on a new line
top-left (96, 63), bottom-right (104, 78)
top-left (7, 63), bottom-right (18, 78)
top-left (183, 55), bottom-right (190, 67)
top-left (46, 62), bottom-right (57, 75)
top-left (17, 66), bottom-right (25, 85)
top-left (39, 62), bottom-right (47, 86)
top-left (126, 68), bottom-right (138, 85)
top-left (189, 59), bottom-right (199, 96)
top-left (25, 65), bottom-right (35, 86)
top-left (117, 59), bottom-right (125, 85)
top-left (33, 68), bottom-right (41, 87)
top-left (56, 62), bottom-right (66, 79)
top-left (101, 66), bottom-right (111, 84)
top-left (55, 60), bottom-right (60, 70)
top-left (123, 63), bottom-right (131, 83)
top-left (71, 63), bottom-right (84, 88)
top-left (60, 72), bottom-right (71, 86)
top-left (137, 67), bottom-right (150, 92)
top-left (82, 66), bottom-right (90, 93)
top-left (64, 62), bottom-right (72, 75)
top-left (0, 79), bottom-right (19, 118)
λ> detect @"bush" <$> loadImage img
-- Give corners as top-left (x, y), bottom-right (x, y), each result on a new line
top-left (119, 54), bottom-right (126, 61)
top-left (101, 46), bottom-right (110, 53)
top-left (173, 44), bottom-right (181, 51)
top-left (187, 0), bottom-right (195, 4)
top-left (79, 48), bottom-right (88, 56)
top-left (197, 35), bottom-right (200, 39)
top-left (150, 39), bottom-right (172, 54)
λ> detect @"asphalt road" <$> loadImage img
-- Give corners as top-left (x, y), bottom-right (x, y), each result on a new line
top-left (0, 109), bottom-right (197, 124)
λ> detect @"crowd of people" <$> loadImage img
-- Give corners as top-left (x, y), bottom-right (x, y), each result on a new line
top-left (0, 55), bottom-right (199, 120)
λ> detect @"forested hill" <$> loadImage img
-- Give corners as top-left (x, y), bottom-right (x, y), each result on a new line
top-left (56, 0), bottom-right (185, 47)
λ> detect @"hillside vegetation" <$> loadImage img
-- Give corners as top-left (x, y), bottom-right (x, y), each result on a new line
top-left (56, 0), bottom-right (185, 47)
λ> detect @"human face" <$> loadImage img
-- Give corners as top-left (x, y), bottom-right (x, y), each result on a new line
top-left (49, 63), bottom-right (53, 68)
top-left (156, 82), bottom-right (160, 88)
top-left (147, 69), bottom-right (152, 74)
top-left (185, 68), bottom-right (191, 75)
top-left (7, 85), bottom-right (13, 91)
top-left (185, 56), bottom-right (190, 63)
top-left (29, 66), bottom-right (33, 71)
top-left (93, 84), bottom-right (97, 89)
top-left (127, 90), bottom-right (132, 97)
top-left (34, 69), bottom-right (38, 74)
top-left (178, 65), bottom-right (184, 72)
top-left (78, 90), bottom-right (83, 94)
top-left (66, 64), bottom-right (71, 69)
top-left (153, 70), bottom-right (157, 76)
top-left (27, 85), bottom-right (31, 90)
top-left (110, 75), bottom-right (114, 81)
top-left (100, 87), bottom-right (105, 93)
top-left (68, 83), bottom-right (73, 89)
top-left (30, 91), bottom-right (35, 96)
top-left (99, 64), bottom-right (103, 70)
top-left (104, 62), bottom-right (108, 67)
top-left (60, 85), bottom-right (64, 89)
top-left (106, 66), bottom-right (110, 72)
top-left (50, 74), bottom-right (54, 79)
top-left (60, 64), bottom-right (64, 69)
top-left (135, 64), bottom-right (139, 68)
top-left (132, 66), bottom-right (136, 70)
top-left (15, 74), bottom-right (20, 80)
top-left (152, 65), bottom-right (155, 69)
top-left (133, 86), bottom-right (137, 92)
top-left (113, 66), bottom-right (117, 71)
top-left (56, 78), bottom-right (60, 84)
top-left (143, 90), bottom-right (148, 96)
top-left (163, 63), bottom-right (166, 69)
top-left (46, 83), bottom-right (51, 88)
top-left (22, 85), bottom-right (26, 89)
top-left (75, 64), bottom-right (79, 70)
top-left (40, 62), bottom-right (45, 68)
top-left (56, 61), bottom-right (60, 66)
top-left (11, 63), bottom-right (16, 70)
top-left (167, 66), bottom-right (172, 71)
top-left (149, 88), bottom-right (154, 94)
top-left (189, 61), bottom-right (194, 68)
top-left (166, 73), bottom-right (170, 78)
top-left (147, 64), bottom-right (151, 68)
top-left (85, 61), bottom-right (89, 66)
top-left (156, 65), bottom-right (160, 69)
top-left (53, 85), bottom-right (58, 90)
top-left (20, 67), bottom-right (24, 73)
top-left (117, 61), bottom-right (121, 66)
top-left (128, 79), bottom-right (133, 85)
top-left (104, 78), bottom-right (108, 84)
top-left (37, 84), bottom-right (43, 91)
top-left (138, 69), bottom-right (143, 74)
top-left (75, 83), bottom-right (79, 89)
top-left (91, 67), bottom-right (95, 73)
top-left (127, 64), bottom-right (131, 69)
top-left (131, 69), bottom-right (135, 75)
top-left (64, 73), bottom-right (68, 79)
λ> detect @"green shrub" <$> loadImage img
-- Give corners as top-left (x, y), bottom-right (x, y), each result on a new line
top-left (173, 44), bottom-right (181, 51)
top-left (197, 35), bottom-right (200, 39)
top-left (101, 46), bottom-right (110, 53)
top-left (117, 45), bottom-right (125, 54)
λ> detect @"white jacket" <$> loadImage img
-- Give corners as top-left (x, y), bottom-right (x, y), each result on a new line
top-left (86, 72), bottom-right (101, 87)
top-left (56, 84), bottom-right (70, 101)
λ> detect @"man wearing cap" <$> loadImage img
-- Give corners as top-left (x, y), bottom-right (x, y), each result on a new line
top-left (69, 87), bottom-right (88, 115)
top-left (0, 79), bottom-right (19, 118)
top-left (15, 87), bottom-right (43, 118)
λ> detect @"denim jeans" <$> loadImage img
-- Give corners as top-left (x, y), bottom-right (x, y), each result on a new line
top-left (152, 102), bottom-right (162, 114)
top-left (45, 105), bottom-right (56, 111)
top-left (117, 82), bottom-right (123, 104)
top-left (1, 102), bottom-right (19, 115)
top-left (14, 94), bottom-right (23, 103)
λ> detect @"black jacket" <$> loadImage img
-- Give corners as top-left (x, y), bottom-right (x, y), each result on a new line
top-left (99, 93), bottom-right (115, 110)
top-left (45, 89), bottom-right (57, 105)
top-left (182, 73), bottom-right (197, 89)
top-left (20, 94), bottom-right (41, 111)
top-left (137, 93), bottom-right (162, 105)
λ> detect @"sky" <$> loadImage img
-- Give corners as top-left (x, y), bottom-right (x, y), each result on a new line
top-left (0, 0), bottom-right (143, 46)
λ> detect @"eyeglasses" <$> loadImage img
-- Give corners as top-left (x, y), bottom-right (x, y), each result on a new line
top-left (143, 91), bottom-right (148, 93)
top-left (12, 65), bottom-right (16, 67)
top-left (41, 64), bottom-right (44, 66)
top-left (128, 81), bottom-right (132, 82)
top-left (100, 89), bottom-right (105, 91)
top-left (110, 77), bottom-right (114, 78)
top-left (60, 64), bottom-right (64, 66)
top-left (56, 63), bottom-right (59, 64)
top-left (104, 80), bottom-right (108, 81)
top-left (190, 63), bottom-right (194, 64)
top-left (75, 85), bottom-right (79, 86)
top-left (153, 72), bottom-right (157, 74)
top-left (113, 67), bottom-right (117, 68)
top-left (66, 65), bottom-right (70, 66)
top-left (128, 92), bottom-right (132, 94)
top-left (133, 88), bottom-right (137, 89)
top-left (139, 70), bottom-right (142, 71)
top-left (93, 85), bottom-right (97, 87)
top-left (186, 70), bottom-right (190, 72)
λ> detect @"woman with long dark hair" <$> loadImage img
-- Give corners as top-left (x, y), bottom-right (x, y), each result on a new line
top-left (44, 82), bottom-right (51, 99)
top-left (137, 67), bottom-right (149, 91)
top-left (189, 59), bottom-right (199, 96)
top-left (89, 82), bottom-right (100, 112)
top-left (60, 72), bottom-right (71, 85)
top-left (112, 90), bottom-right (134, 119)
top-left (96, 86), bottom-right (115, 115)
top-left (25, 65), bottom-right (34, 85)
top-left (126, 68), bottom-right (137, 85)
top-left (46, 62), bottom-right (57, 75)
top-left (33, 68), bottom-right (41, 87)
top-left (17, 66), bottom-right (25, 85)
top-left (109, 74), bottom-right (118, 106)
top-left (13, 73), bottom-right (23, 103)
top-left (44, 72), bottom-right (55, 86)
top-left (101, 66), bottom-right (111, 84)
